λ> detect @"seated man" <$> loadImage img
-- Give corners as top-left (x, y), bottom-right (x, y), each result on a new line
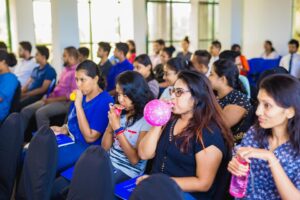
top-left (14, 41), bottom-right (37, 86)
top-left (20, 45), bottom-right (56, 109)
top-left (190, 50), bottom-right (211, 76)
top-left (97, 42), bottom-right (113, 79)
top-left (21, 46), bottom-right (78, 129)
top-left (78, 47), bottom-right (89, 63)
top-left (106, 42), bottom-right (133, 96)
top-left (279, 39), bottom-right (300, 79)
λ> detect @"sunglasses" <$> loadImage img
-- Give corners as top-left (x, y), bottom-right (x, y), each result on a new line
top-left (169, 87), bottom-right (191, 97)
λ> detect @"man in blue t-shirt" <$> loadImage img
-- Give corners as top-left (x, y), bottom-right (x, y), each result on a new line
top-left (20, 45), bottom-right (56, 109)
top-left (106, 42), bottom-right (133, 95)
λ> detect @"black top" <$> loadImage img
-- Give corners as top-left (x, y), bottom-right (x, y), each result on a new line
top-left (151, 119), bottom-right (230, 200)
top-left (218, 89), bottom-right (253, 144)
top-left (153, 64), bottom-right (164, 83)
top-left (99, 60), bottom-right (113, 78)
top-left (176, 51), bottom-right (192, 62)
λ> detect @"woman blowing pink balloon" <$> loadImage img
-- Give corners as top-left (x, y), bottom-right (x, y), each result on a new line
top-left (138, 70), bottom-right (233, 200)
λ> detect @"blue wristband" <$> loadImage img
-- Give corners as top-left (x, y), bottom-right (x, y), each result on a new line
top-left (114, 127), bottom-right (125, 135)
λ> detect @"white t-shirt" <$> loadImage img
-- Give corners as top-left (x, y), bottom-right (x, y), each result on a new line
top-left (14, 58), bottom-right (37, 86)
top-left (261, 51), bottom-right (280, 59)
top-left (109, 116), bottom-right (151, 178)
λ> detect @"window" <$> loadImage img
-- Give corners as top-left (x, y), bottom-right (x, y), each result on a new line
top-left (198, 0), bottom-right (219, 49)
top-left (146, 0), bottom-right (191, 54)
top-left (0, 0), bottom-right (12, 50)
top-left (293, 0), bottom-right (300, 43)
top-left (32, 0), bottom-right (52, 55)
top-left (77, 0), bottom-right (133, 62)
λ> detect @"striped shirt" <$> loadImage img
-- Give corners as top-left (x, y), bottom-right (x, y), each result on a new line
top-left (109, 115), bottom-right (151, 178)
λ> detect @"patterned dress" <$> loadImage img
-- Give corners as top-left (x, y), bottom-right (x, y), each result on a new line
top-left (239, 128), bottom-right (300, 199)
top-left (218, 89), bottom-right (253, 144)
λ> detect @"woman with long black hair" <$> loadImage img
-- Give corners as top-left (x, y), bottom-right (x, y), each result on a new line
top-left (228, 74), bottom-right (300, 199)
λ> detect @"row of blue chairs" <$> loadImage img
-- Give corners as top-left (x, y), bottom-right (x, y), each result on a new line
top-left (247, 57), bottom-right (281, 86)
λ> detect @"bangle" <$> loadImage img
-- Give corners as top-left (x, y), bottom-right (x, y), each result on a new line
top-left (114, 127), bottom-right (125, 135)
top-left (268, 158), bottom-right (279, 168)
top-left (116, 130), bottom-right (125, 136)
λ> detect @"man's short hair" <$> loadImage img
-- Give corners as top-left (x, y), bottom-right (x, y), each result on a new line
top-left (36, 45), bottom-right (49, 60)
top-left (19, 41), bottom-right (32, 53)
top-left (115, 42), bottom-right (129, 56)
top-left (0, 41), bottom-right (7, 51)
top-left (78, 47), bottom-right (90, 58)
top-left (211, 40), bottom-right (222, 49)
top-left (98, 42), bottom-right (111, 55)
top-left (194, 50), bottom-right (211, 67)
top-left (289, 39), bottom-right (299, 49)
top-left (154, 39), bottom-right (165, 46)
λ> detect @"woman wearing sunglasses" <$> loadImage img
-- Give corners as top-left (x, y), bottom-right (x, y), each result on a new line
top-left (159, 57), bottom-right (188, 100)
top-left (138, 70), bottom-right (233, 200)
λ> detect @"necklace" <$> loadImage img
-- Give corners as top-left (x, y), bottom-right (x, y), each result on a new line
top-left (160, 119), bottom-right (176, 173)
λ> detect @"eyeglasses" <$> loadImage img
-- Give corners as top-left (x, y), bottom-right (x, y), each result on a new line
top-left (169, 87), bottom-right (191, 97)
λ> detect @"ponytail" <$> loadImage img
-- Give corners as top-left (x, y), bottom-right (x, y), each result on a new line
top-left (214, 59), bottom-right (247, 94)
top-left (76, 60), bottom-right (106, 90)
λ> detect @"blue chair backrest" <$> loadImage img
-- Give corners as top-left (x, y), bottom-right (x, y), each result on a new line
top-left (247, 57), bottom-right (281, 86)
top-left (46, 79), bottom-right (56, 98)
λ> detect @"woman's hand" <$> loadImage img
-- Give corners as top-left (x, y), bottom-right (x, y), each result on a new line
top-left (227, 156), bottom-right (250, 177)
top-left (136, 175), bottom-right (150, 185)
top-left (237, 147), bottom-right (274, 163)
top-left (74, 90), bottom-right (83, 108)
top-left (228, 147), bottom-right (274, 176)
top-left (108, 104), bottom-right (121, 131)
top-left (50, 125), bottom-right (68, 135)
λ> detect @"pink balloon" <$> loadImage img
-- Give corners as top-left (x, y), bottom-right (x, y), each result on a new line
top-left (144, 99), bottom-right (172, 126)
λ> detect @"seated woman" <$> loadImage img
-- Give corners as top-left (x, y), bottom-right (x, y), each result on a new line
top-left (102, 70), bottom-right (154, 183)
top-left (159, 57), bottom-right (188, 100)
top-left (133, 54), bottom-right (159, 98)
top-left (50, 60), bottom-right (114, 171)
top-left (209, 59), bottom-right (253, 144)
top-left (138, 71), bottom-right (234, 200)
top-left (154, 45), bottom-right (175, 86)
top-left (0, 50), bottom-right (18, 123)
top-left (51, 71), bottom-right (154, 198)
top-left (228, 74), bottom-right (300, 199)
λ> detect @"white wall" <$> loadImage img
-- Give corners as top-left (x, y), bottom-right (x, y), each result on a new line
top-left (51, 0), bottom-right (80, 74)
top-left (219, 0), bottom-right (293, 58)
top-left (10, 0), bottom-right (36, 52)
top-left (242, 0), bottom-right (293, 58)
top-left (132, 0), bottom-right (147, 54)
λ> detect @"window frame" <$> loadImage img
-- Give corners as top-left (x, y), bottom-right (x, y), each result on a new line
top-left (145, 0), bottom-right (191, 54)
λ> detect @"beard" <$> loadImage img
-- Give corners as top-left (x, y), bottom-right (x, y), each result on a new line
top-left (63, 61), bottom-right (69, 67)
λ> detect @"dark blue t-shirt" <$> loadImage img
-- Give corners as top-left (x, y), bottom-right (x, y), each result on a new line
top-left (0, 73), bottom-right (19, 122)
top-left (67, 91), bottom-right (114, 146)
top-left (151, 119), bottom-right (229, 200)
top-left (28, 63), bottom-right (56, 91)
top-left (106, 59), bottom-right (133, 91)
